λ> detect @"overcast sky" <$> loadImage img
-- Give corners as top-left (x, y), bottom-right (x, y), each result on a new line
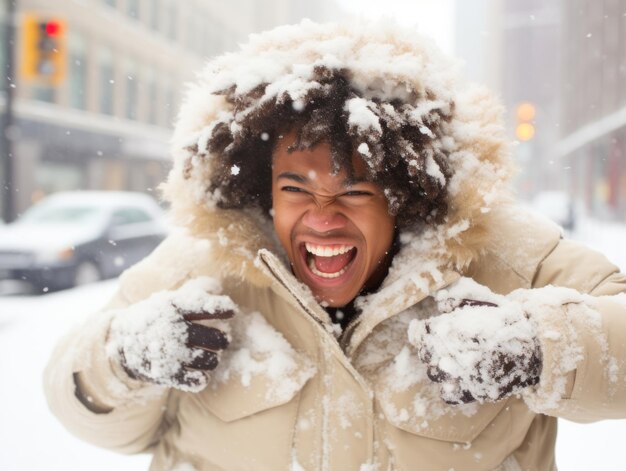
top-left (335, 0), bottom-right (456, 54)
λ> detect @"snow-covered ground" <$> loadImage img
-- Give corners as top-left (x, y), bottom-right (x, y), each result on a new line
top-left (0, 216), bottom-right (624, 471)
top-left (0, 281), bottom-right (150, 471)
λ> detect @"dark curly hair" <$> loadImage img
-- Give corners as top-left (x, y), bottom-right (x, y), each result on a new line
top-left (189, 66), bottom-right (454, 229)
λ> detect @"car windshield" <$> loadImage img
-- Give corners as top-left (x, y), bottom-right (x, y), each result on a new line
top-left (18, 204), bottom-right (105, 225)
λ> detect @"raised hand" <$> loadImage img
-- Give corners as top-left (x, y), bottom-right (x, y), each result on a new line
top-left (408, 279), bottom-right (542, 404)
top-left (106, 277), bottom-right (238, 392)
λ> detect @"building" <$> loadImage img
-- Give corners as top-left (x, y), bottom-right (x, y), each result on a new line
top-left (558, 0), bottom-right (626, 221)
top-left (454, 0), bottom-right (563, 199)
top-left (0, 0), bottom-right (338, 220)
top-left (498, 0), bottom-right (562, 198)
top-left (458, 0), bottom-right (625, 220)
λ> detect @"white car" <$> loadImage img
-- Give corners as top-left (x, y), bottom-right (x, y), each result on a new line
top-left (0, 191), bottom-right (168, 293)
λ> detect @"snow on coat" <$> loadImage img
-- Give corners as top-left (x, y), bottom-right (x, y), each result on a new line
top-left (43, 20), bottom-right (626, 471)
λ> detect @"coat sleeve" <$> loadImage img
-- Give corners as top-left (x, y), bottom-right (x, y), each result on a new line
top-left (522, 238), bottom-right (626, 422)
top-left (42, 233), bottom-right (209, 453)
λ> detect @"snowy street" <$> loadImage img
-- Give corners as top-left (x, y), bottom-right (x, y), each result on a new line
top-left (0, 217), bottom-right (625, 471)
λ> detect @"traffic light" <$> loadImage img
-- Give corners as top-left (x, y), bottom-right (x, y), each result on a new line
top-left (21, 14), bottom-right (67, 84)
top-left (515, 102), bottom-right (536, 141)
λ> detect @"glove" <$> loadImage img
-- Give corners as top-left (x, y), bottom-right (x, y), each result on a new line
top-left (408, 279), bottom-right (542, 404)
top-left (106, 277), bottom-right (238, 392)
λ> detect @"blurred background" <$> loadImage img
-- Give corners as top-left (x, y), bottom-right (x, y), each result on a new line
top-left (0, 0), bottom-right (623, 292)
top-left (0, 0), bottom-right (623, 224)
top-left (0, 0), bottom-right (625, 469)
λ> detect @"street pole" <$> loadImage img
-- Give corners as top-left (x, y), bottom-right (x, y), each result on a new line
top-left (1, 0), bottom-right (15, 222)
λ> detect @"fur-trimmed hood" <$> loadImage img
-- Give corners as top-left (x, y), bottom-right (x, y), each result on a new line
top-left (161, 19), bottom-right (515, 295)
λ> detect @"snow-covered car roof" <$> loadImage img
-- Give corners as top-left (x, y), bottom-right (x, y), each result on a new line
top-left (33, 191), bottom-right (164, 215)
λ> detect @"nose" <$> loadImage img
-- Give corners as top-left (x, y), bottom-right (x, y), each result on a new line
top-left (301, 201), bottom-right (348, 233)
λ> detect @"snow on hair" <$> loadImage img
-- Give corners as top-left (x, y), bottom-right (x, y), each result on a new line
top-left (184, 65), bottom-right (454, 229)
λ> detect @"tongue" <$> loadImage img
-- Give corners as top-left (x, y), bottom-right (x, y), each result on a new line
top-left (313, 249), bottom-right (355, 274)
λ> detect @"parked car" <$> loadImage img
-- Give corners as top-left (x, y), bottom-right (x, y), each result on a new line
top-left (0, 191), bottom-right (168, 293)
top-left (530, 190), bottom-right (577, 232)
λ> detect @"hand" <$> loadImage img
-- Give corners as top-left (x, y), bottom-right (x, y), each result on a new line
top-left (408, 281), bottom-right (542, 404)
top-left (106, 277), bottom-right (238, 392)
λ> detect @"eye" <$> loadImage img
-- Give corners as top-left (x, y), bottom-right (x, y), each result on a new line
top-left (342, 190), bottom-right (373, 197)
top-left (281, 186), bottom-right (306, 193)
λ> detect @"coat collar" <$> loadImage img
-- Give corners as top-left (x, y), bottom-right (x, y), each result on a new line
top-left (253, 246), bottom-right (461, 358)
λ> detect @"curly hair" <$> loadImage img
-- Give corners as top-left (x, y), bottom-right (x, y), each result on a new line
top-left (189, 66), bottom-right (454, 229)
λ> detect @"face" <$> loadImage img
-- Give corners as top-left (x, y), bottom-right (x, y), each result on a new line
top-left (271, 133), bottom-right (396, 308)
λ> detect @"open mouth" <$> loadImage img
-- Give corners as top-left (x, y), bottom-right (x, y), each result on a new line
top-left (303, 242), bottom-right (357, 279)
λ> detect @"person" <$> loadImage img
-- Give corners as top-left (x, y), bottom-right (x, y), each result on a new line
top-left (44, 20), bottom-right (626, 471)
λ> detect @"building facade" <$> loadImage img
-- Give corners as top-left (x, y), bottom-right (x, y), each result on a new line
top-left (1, 0), bottom-right (337, 219)
top-left (498, 0), bottom-right (562, 198)
top-left (558, 0), bottom-right (626, 221)
top-left (456, 0), bottom-right (625, 222)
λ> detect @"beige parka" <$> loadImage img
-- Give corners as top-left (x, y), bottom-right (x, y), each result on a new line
top-left (44, 21), bottom-right (626, 471)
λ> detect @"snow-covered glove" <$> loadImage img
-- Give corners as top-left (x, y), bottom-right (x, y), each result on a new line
top-left (106, 277), bottom-right (238, 392)
top-left (408, 279), bottom-right (542, 404)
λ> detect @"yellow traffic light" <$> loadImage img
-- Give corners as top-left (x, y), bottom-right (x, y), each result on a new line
top-left (21, 14), bottom-right (67, 84)
top-left (515, 122), bottom-right (535, 141)
top-left (515, 102), bottom-right (536, 141)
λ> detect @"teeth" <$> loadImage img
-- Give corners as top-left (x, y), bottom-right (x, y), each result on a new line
top-left (308, 257), bottom-right (350, 279)
top-left (305, 242), bottom-right (354, 257)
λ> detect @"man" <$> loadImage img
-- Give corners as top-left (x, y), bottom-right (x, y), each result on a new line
top-left (45, 21), bottom-right (626, 470)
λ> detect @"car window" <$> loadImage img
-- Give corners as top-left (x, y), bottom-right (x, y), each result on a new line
top-left (110, 208), bottom-right (153, 226)
top-left (20, 205), bottom-right (102, 224)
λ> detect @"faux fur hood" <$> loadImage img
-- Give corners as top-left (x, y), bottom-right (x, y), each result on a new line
top-left (161, 20), bottom-right (515, 294)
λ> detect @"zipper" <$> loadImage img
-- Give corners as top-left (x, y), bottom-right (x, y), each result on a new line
top-left (339, 311), bottom-right (362, 351)
top-left (256, 249), bottom-right (374, 386)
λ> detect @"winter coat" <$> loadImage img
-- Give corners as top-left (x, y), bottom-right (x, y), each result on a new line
top-left (44, 21), bottom-right (626, 471)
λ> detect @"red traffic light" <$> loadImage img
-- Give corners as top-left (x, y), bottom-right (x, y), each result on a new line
top-left (22, 15), bottom-right (67, 83)
top-left (44, 21), bottom-right (61, 36)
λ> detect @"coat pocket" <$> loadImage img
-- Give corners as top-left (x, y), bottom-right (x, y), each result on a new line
top-left (172, 312), bottom-right (317, 471)
top-left (377, 378), bottom-right (509, 443)
top-left (198, 311), bottom-right (317, 421)
top-left (174, 368), bottom-right (314, 471)
top-left (199, 363), bottom-right (315, 422)
top-left (374, 372), bottom-right (515, 471)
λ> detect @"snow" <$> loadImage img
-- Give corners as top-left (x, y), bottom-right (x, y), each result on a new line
top-left (408, 279), bottom-right (540, 403)
top-left (357, 142), bottom-right (371, 157)
top-left (106, 277), bottom-right (235, 392)
top-left (570, 216), bottom-right (626, 272)
top-left (0, 280), bottom-right (151, 470)
top-left (291, 450), bottom-right (306, 471)
top-left (1, 217), bottom-right (626, 469)
top-left (345, 97), bottom-right (383, 134)
top-left (211, 311), bottom-right (316, 401)
top-left (356, 308), bottom-right (479, 430)
top-left (177, 20), bottom-right (493, 218)
top-left (425, 153), bottom-right (446, 186)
